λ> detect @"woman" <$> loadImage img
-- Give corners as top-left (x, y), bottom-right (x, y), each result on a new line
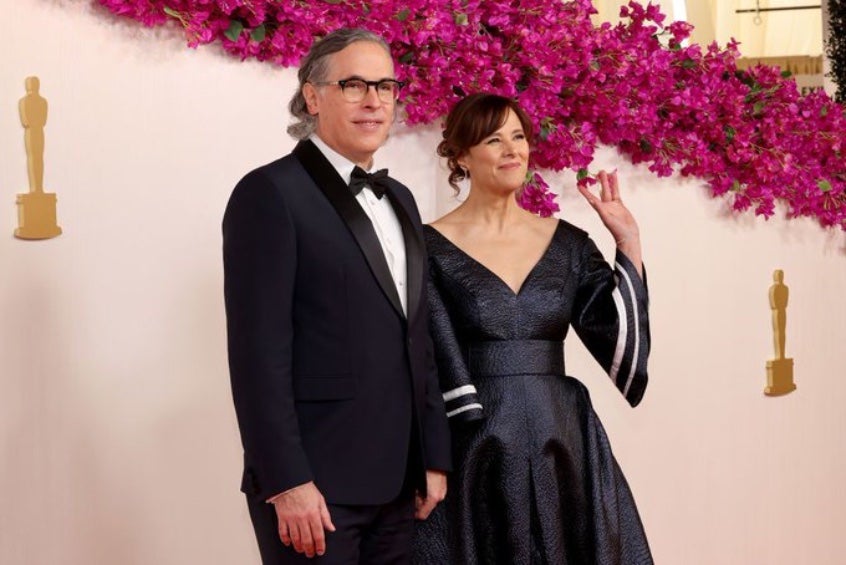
top-left (413, 93), bottom-right (653, 564)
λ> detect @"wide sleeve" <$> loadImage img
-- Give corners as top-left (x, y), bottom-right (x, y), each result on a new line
top-left (571, 238), bottom-right (650, 407)
top-left (223, 169), bottom-right (312, 500)
top-left (427, 264), bottom-right (484, 424)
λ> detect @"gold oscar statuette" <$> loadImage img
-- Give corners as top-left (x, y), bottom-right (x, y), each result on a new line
top-left (765, 269), bottom-right (796, 396)
top-left (15, 76), bottom-right (62, 240)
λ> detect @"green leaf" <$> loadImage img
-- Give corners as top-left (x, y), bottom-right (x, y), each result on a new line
top-left (453, 12), bottom-right (468, 25)
top-left (163, 7), bottom-right (180, 18)
top-left (731, 180), bottom-right (741, 192)
top-left (322, 0), bottom-right (343, 4)
top-left (780, 70), bottom-right (792, 79)
top-left (399, 51), bottom-right (414, 64)
top-left (724, 125), bottom-right (736, 143)
top-left (681, 59), bottom-right (697, 69)
top-left (818, 179), bottom-right (832, 193)
top-left (589, 60), bottom-right (600, 71)
top-left (821, 105), bottom-right (829, 117)
top-left (576, 168), bottom-right (589, 181)
top-left (225, 20), bottom-right (244, 42)
top-left (639, 139), bottom-right (654, 153)
top-left (397, 8), bottom-right (410, 22)
top-left (250, 24), bottom-right (266, 43)
top-left (753, 101), bottom-right (765, 115)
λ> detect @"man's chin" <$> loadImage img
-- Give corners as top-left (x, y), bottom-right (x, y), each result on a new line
top-left (356, 129), bottom-right (390, 145)
top-left (354, 138), bottom-right (390, 155)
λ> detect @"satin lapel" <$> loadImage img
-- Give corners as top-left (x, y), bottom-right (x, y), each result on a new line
top-left (292, 140), bottom-right (405, 319)
top-left (385, 189), bottom-right (424, 324)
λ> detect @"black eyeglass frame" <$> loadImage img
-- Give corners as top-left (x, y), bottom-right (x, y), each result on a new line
top-left (310, 78), bottom-right (406, 102)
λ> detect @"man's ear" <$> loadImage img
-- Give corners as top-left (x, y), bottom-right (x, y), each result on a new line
top-left (303, 83), bottom-right (320, 116)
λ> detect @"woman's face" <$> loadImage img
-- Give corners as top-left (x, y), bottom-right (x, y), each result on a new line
top-left (459, 109), bottom-right (529, 194)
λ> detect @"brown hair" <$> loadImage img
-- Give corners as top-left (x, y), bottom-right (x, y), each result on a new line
top-left (437, 93), bottom-right (534, 192)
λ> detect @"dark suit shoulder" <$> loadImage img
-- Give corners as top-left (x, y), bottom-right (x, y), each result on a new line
top-left (223, 155), bottom-right (303, 230)
top-left (227, 154), bottom-right (312, 208)
top-left (386, 177), bottom-right (413, 197)
top-left (236, 154), bottom-right (305, 191)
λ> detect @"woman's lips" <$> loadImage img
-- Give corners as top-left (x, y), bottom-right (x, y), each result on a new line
top-left (499, 162), bottom-right (523, 170)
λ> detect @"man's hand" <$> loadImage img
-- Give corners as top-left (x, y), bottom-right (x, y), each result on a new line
top-left (269, 481), bottom-right (336, 558)
top-left (414, 470), bottom-right (447, 520)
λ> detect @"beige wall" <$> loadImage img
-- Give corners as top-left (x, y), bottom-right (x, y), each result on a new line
top-left (3, 1), bottom-right (846, 563)
top-left (727, 1), bottom-right (822, 57)
top-left (596, 1), bottom-right (822, 57)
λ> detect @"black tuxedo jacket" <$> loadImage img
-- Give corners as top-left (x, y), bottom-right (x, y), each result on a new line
top-left (223, 140), bottom-right (451, 505)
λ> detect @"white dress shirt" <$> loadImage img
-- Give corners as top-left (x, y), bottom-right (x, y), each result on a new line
top-left (310, 136), bottom-right (408, 315)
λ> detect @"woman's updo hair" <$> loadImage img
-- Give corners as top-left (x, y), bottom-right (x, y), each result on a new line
top-left (437, 93), bottom-right (534, 193)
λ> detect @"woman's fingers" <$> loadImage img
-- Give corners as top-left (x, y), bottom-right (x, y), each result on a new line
top-left (577, 183), bottom-right (599, 208)
top-left (609, 170), bottom-right (620, 201)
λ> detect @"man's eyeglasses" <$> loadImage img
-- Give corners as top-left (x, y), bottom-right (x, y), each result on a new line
top-left (311, 78), bottom-right (404, 103)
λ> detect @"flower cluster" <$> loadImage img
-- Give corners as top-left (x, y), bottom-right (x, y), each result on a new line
top-left (96, 0), bottom-right (846, 230)
top-left (518, 171), bottom-right (559, 218)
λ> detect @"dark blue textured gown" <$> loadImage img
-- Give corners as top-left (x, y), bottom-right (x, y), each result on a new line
top-left (413, 220), bottom-right (653, 565)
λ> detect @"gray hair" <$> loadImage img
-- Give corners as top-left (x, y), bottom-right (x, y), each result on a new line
top-left (287, 28), bottom-right (392, 140)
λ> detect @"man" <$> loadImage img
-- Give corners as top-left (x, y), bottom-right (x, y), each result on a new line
top-left (223, 28), bottom-right (451, 564)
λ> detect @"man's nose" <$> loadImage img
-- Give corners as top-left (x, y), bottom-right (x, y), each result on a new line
top-left (361, 84), bottom-right (383, 107)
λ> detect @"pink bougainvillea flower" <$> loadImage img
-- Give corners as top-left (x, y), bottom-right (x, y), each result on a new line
top-left (96, 0), bottom-right (846, 229)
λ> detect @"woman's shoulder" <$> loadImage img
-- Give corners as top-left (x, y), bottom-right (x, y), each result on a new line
top-left (526, 215), bottom-right (561, 237)
top-left (424, 213), bottom-right (466, 246)
top-left (427, 209), bottom-right (463, 232)
top-left (540, 218), bottom-right (597, 262)
top-left (423, 221), bottom-right (452, 256)
top-left (423, 221), bottom-right (445, 240)
top-left (521, 215), bottom-right (590, 247)
top-left (555, 218), bottom-right (589, 240)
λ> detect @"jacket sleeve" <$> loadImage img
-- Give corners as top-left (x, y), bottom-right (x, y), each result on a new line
top-left (571, 237), bottom-right (650, 407)
top-left (420, 273), bottom-right (453, 473)
top-left (400, 208), bottom-right (452, 473)
top-left (223, 169), bottom-right (312, 500)
top-left (428, 262), bottom-right (484, 424)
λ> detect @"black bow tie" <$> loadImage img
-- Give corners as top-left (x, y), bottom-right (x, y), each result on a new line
top-left (349, 166), bottom-right (390, 199)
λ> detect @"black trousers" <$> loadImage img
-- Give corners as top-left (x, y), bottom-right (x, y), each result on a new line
top-left (247, 488), bottom-right (416, 565)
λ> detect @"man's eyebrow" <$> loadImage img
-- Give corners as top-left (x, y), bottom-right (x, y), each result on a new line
top-left (337, 75), bottom-right (396, 82)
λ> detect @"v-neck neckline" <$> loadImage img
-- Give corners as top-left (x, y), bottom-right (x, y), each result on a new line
top-left (426, 220), bottom-right (562, 297)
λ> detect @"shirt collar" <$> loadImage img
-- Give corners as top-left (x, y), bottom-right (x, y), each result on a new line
top-left (310, 135), bottom-right (381, 186)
